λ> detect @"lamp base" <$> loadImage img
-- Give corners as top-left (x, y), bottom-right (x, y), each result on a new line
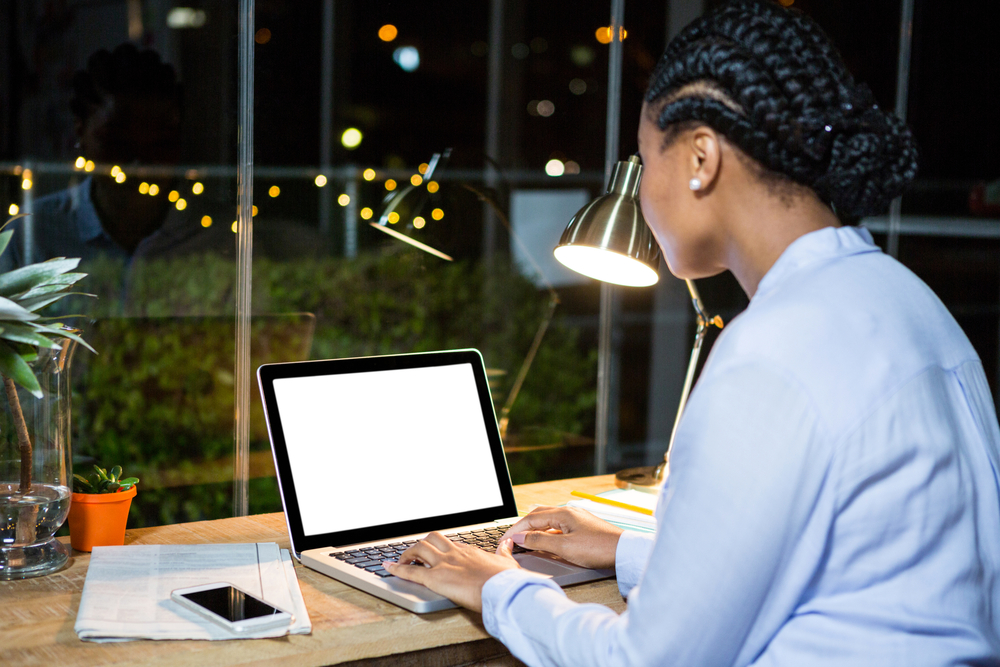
top-left (614, 461), bottom-right (667, 493)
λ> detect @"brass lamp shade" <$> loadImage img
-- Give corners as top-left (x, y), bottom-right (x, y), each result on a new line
top-left (553, 155), bottom-right (660, 287)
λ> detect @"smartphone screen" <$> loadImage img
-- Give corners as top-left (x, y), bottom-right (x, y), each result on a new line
top-left (179, 586), bottom-right (283, 622)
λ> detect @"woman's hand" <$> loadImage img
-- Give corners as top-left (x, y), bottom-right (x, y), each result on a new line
top-left (501, 506), bottom-right (624, 570)
top-left (383, 532), bottom-right (520, 612)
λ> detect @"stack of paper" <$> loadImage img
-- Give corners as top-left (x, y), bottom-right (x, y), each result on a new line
top-left (567, 489), bottom-right (658, 533)
top-left (75, 543), bottom-right (311, 642)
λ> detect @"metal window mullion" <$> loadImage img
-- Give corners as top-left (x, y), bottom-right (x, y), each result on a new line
top-left (233, 0), bottom-right (255, 518)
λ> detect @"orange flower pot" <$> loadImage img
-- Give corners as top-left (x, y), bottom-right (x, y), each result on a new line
top-left (67, 486), bottom-right (137, 552)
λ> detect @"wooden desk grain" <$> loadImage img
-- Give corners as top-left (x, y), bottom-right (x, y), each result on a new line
top-left (1, 475), bottom-right (623, 667)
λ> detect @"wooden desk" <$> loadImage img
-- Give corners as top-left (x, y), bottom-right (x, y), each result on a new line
top-left (1, 475), bottom-right (625, 667)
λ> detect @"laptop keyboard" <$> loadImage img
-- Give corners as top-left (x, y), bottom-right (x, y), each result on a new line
top-left (329, 527), bottom-right (527, 578)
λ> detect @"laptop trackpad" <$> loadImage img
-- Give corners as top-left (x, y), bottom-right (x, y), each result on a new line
top-left (517, 553), bottom-right (580, 576)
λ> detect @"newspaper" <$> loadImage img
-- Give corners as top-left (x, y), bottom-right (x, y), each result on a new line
top-left (75, 542), bottom-right (311, 642)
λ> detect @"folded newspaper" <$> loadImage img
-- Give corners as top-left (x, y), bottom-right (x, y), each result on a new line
top-left (75, 542), bottom-right (311, 642)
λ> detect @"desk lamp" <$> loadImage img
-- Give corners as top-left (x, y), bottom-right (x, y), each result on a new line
top-left (554, 155), bottom-right (723, 490)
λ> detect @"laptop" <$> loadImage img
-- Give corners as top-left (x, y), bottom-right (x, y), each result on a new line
top-left (257, 349), bottom-right (613, 613)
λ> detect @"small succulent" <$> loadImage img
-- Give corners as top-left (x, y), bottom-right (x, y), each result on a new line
top-left (73, 465), bottom-right (139, 494)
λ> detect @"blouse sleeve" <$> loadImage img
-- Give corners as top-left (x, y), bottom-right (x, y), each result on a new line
top-left (479, 360), bottom-right (828, 667)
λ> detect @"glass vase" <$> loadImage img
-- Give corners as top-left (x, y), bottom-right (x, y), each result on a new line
top-left (0, 340), bottom-right (78, 579)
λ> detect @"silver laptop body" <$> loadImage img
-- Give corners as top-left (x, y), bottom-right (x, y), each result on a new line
top-left (258, 349), bottom-right (613, 613)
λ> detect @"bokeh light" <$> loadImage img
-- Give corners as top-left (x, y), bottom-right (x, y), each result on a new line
top-left (75, 157), bottom-right (86, 169)
top-left (314, 174), bottom-right (327, 187)
top-left (378, 24), bottom-right (398, 42)
top-left (201, 215), bottom-right (212, 228)
top-left (431, 208), bottom-right (444, 220)
top-left (418, 163), bottom-right (429, 174)
top-left (413, 216), bottom-right (426, 229)
top-left (341, 128), bottom-right (363, 149)
top-left (255, 28), bottom-right (271, 44)
top-left (360, 207), bottom-right (373, 220)
top-left (168, 190), bottom-right (180, 202)
top-left (426, 181), bottom-right (439, 193)
top-left (84, 160), bottom-right (95, 172)
top-left (192, 182), bottom-right (204, 195)
top-left (363, 168), bottom-right (376, 181)
top-left (111, 166), bottom-right (121, 177)
top-left (252, 205), bottom-right (258, 216)
top-left (8, 204), bottom-right (18, 215)
top-left (338, 194), bottom-right (350, 206)
top-left (385, 179), bottom-right (397, 191)
top-left (148, 184), bottom-right (160, 196)
top-left (387, 212), bottom-right (400, 224)
top-left (269, 185), bottom-right (280, 198)
top-left (545, 159), bottom-right (565, 177)
top-left (114, 172), bottom-right (126, 183)
top-left (392, 46), bottom-right (420, 72)
top-left (139, 182), bottom-right (150, 194)
top-left (595, 26), bottom-right (627, 44)
top-left (175, 198), bottom-right (187, 210)
top-left (410, 174), bottom-right (423, 186)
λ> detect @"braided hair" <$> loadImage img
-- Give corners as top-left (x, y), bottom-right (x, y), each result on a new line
top-left (70, 44), bottom-right (181, 121)
top-left (645, 0), bottom-right (918, 218)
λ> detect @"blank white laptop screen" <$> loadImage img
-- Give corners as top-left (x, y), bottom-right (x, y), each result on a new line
top-left (272, 362), bottom-right (505, 536)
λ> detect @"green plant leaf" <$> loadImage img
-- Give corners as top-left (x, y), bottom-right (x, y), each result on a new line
top-left (0, 340), bottom-right (41, 397)
top-left (119, 477), bottom-right (139, 486)
top-left (0, 295), bottom-right (40, 322)
top-left (29, 323), bottom-right (95, 353)
top-left (111, 465), bottom-right (122, 481)
top-left (0, 321), bottom-right (61, 348)
top-left (94, 465), bottom-right (109, 481)
top-left (16, 274), bottom-right (89, 300)
top-left (0, 258), bottom-right (81, 298)
top-left (18, 292), bottom-right (94, 312)
top-left (0, 230), bottom-right (13, 258)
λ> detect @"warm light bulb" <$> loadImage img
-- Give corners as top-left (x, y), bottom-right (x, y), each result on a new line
top-left (115, 172), bottom-right (126, 184)
top-left (360, 207), bottom-right (373, 220)
top-left (431, 208), bottom-right (444, 220)
top-left (8, 204), bottom-right (18, 215)
top-left (21, 179), bottom-right (32, 190)
top-left (84, 160), bottom-right (95, 172)
top-left (75, 157), bottom-right (86, 169)
top-left (388, 212), bottom-right (400, 224)
top-left (545, 159), bottom-right (565, 177)
top-left (553, 246), bottom-right (657, 287)
top-left (269, 185), bottom-right (280, 198)
top-left (110, 165), bottom-right (121, 178)
top-left (385, 179), bottom-right (397, 191)
top-left (168, 190), bottom-right (180, 202)
top-left (413, 216), bottom-right (426, 229)
top-left (315, 174), bottom-right (327, 187)
top-left (139, 182), bottom-right (150, 194)
top-left (148, 184), bottom-right (160, 196)
top-left (418, 163), bottom-right (429, 174)
top-left (252, 205), bottom-right (258, 216)
top-left (201, 215), bottom-right (213, 228)
top-left (192, 182), bottom-right (204, 194)
top-left (338, 194), bottom-right (350, 206)
top-left (175, 198), bottom-right (187, 210)
top-left (232, 221), bottom-right (238, 233)
top-left (363, 168), bottom-right (376, 181)
top-left (378, 24), bottom-right (398, 42)
top-left (426, 181), bottom-right (439, 193)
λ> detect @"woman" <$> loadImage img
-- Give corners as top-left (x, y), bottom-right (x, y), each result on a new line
top-left (385, 2), bottom-right (1000, 664)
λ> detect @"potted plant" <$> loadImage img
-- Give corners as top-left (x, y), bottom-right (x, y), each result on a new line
top-left (68, 464), bottom-right (139, 551)
top-left (0, 220), bottom-right (95, 579)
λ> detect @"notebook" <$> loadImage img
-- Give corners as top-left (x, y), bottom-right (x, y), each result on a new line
top-left (257, 349), bottom-right (613, 613)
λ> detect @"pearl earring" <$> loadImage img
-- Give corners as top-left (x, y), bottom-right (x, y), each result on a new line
top-left (689, 178), bottom-right (702, 191)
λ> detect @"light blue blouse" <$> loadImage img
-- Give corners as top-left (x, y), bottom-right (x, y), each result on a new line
top-left (482, 226), bottom-right (1000, 666)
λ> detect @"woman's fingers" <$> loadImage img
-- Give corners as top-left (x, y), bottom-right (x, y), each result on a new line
top-left (501, 507), bottom-right (572, 540)
top-left (396, 538), bottom-right (443, 567)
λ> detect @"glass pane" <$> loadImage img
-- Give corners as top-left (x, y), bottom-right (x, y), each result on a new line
top-left (245, 0), bottom-right (679, 501)
top-left (1, 4), bottom-right (242, 527)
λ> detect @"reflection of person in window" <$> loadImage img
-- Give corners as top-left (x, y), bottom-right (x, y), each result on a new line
top-left (4, 44), bottom-right (227, 272)
top-left (383, 2), bottom-right (1000, 665)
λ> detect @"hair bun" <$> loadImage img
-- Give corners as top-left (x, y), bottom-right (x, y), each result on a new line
top-left (814, 105), bottom-right (918, 218)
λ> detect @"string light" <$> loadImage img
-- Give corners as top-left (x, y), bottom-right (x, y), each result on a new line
top-left (110, 166), bottom-right (121, 178)
top-left (84, 160), bottom-right (95, 172)
top-left (338, 194), bottom-right (350, 206)
top-left (418, 163), bottom-right (429, 174)
top-left (545, 159), bottom-right (565, 177)
top-left (75, 157), bottom-right (86, 169)
top-left (269, 185), bottom-right (280, 197)
top-left (595, 26), bottom-right (627, 44)
top-left (201, 215), bottom-right (213, 228)
top-left (341, 128), bottom-right (363, 149)
top-left (175, 198), bottom-right (187, 210)
top-left (363, 168), bottom-right (376, 181)
top-left (232, 221), bottom-right (238, 232)
top-left (410, 174), bottom-right (423, 186)
top-left (315, 174), bottom-right (327, 187)
top-left (378, 24), bottom-right (398, 42)
top-left (252, 205), bottom-right (258, 216)
top-left (360, 207), bottom-right (373, 219)
top-left (148, 184), bottom-right (160, 196)
top-left (8, 204), bottom-right (18, 215)
top-left (115, 172), bottom-right (126, 183)
top-left (385, 179), bottom-right (397, 191)
top-left (387, 212), bottom-right (400, 223)
top-left (413, 216), bottom-right (426, 229)
top-left (139, 182), bottom-right (150, 194)
top-left (21, 178), bottom-right (32, 190)
top-left (168, 190), bottom-right (180, 202)
top-left (431, 208), bottom-right (444, 220)
top-left (426, 181), bottom-right (439, 193)
top-left (192, 182), bottom-right (204, 194)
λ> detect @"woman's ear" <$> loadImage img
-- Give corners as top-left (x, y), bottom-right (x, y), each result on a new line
top-left (688, 126), bottom-right (722, 193)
